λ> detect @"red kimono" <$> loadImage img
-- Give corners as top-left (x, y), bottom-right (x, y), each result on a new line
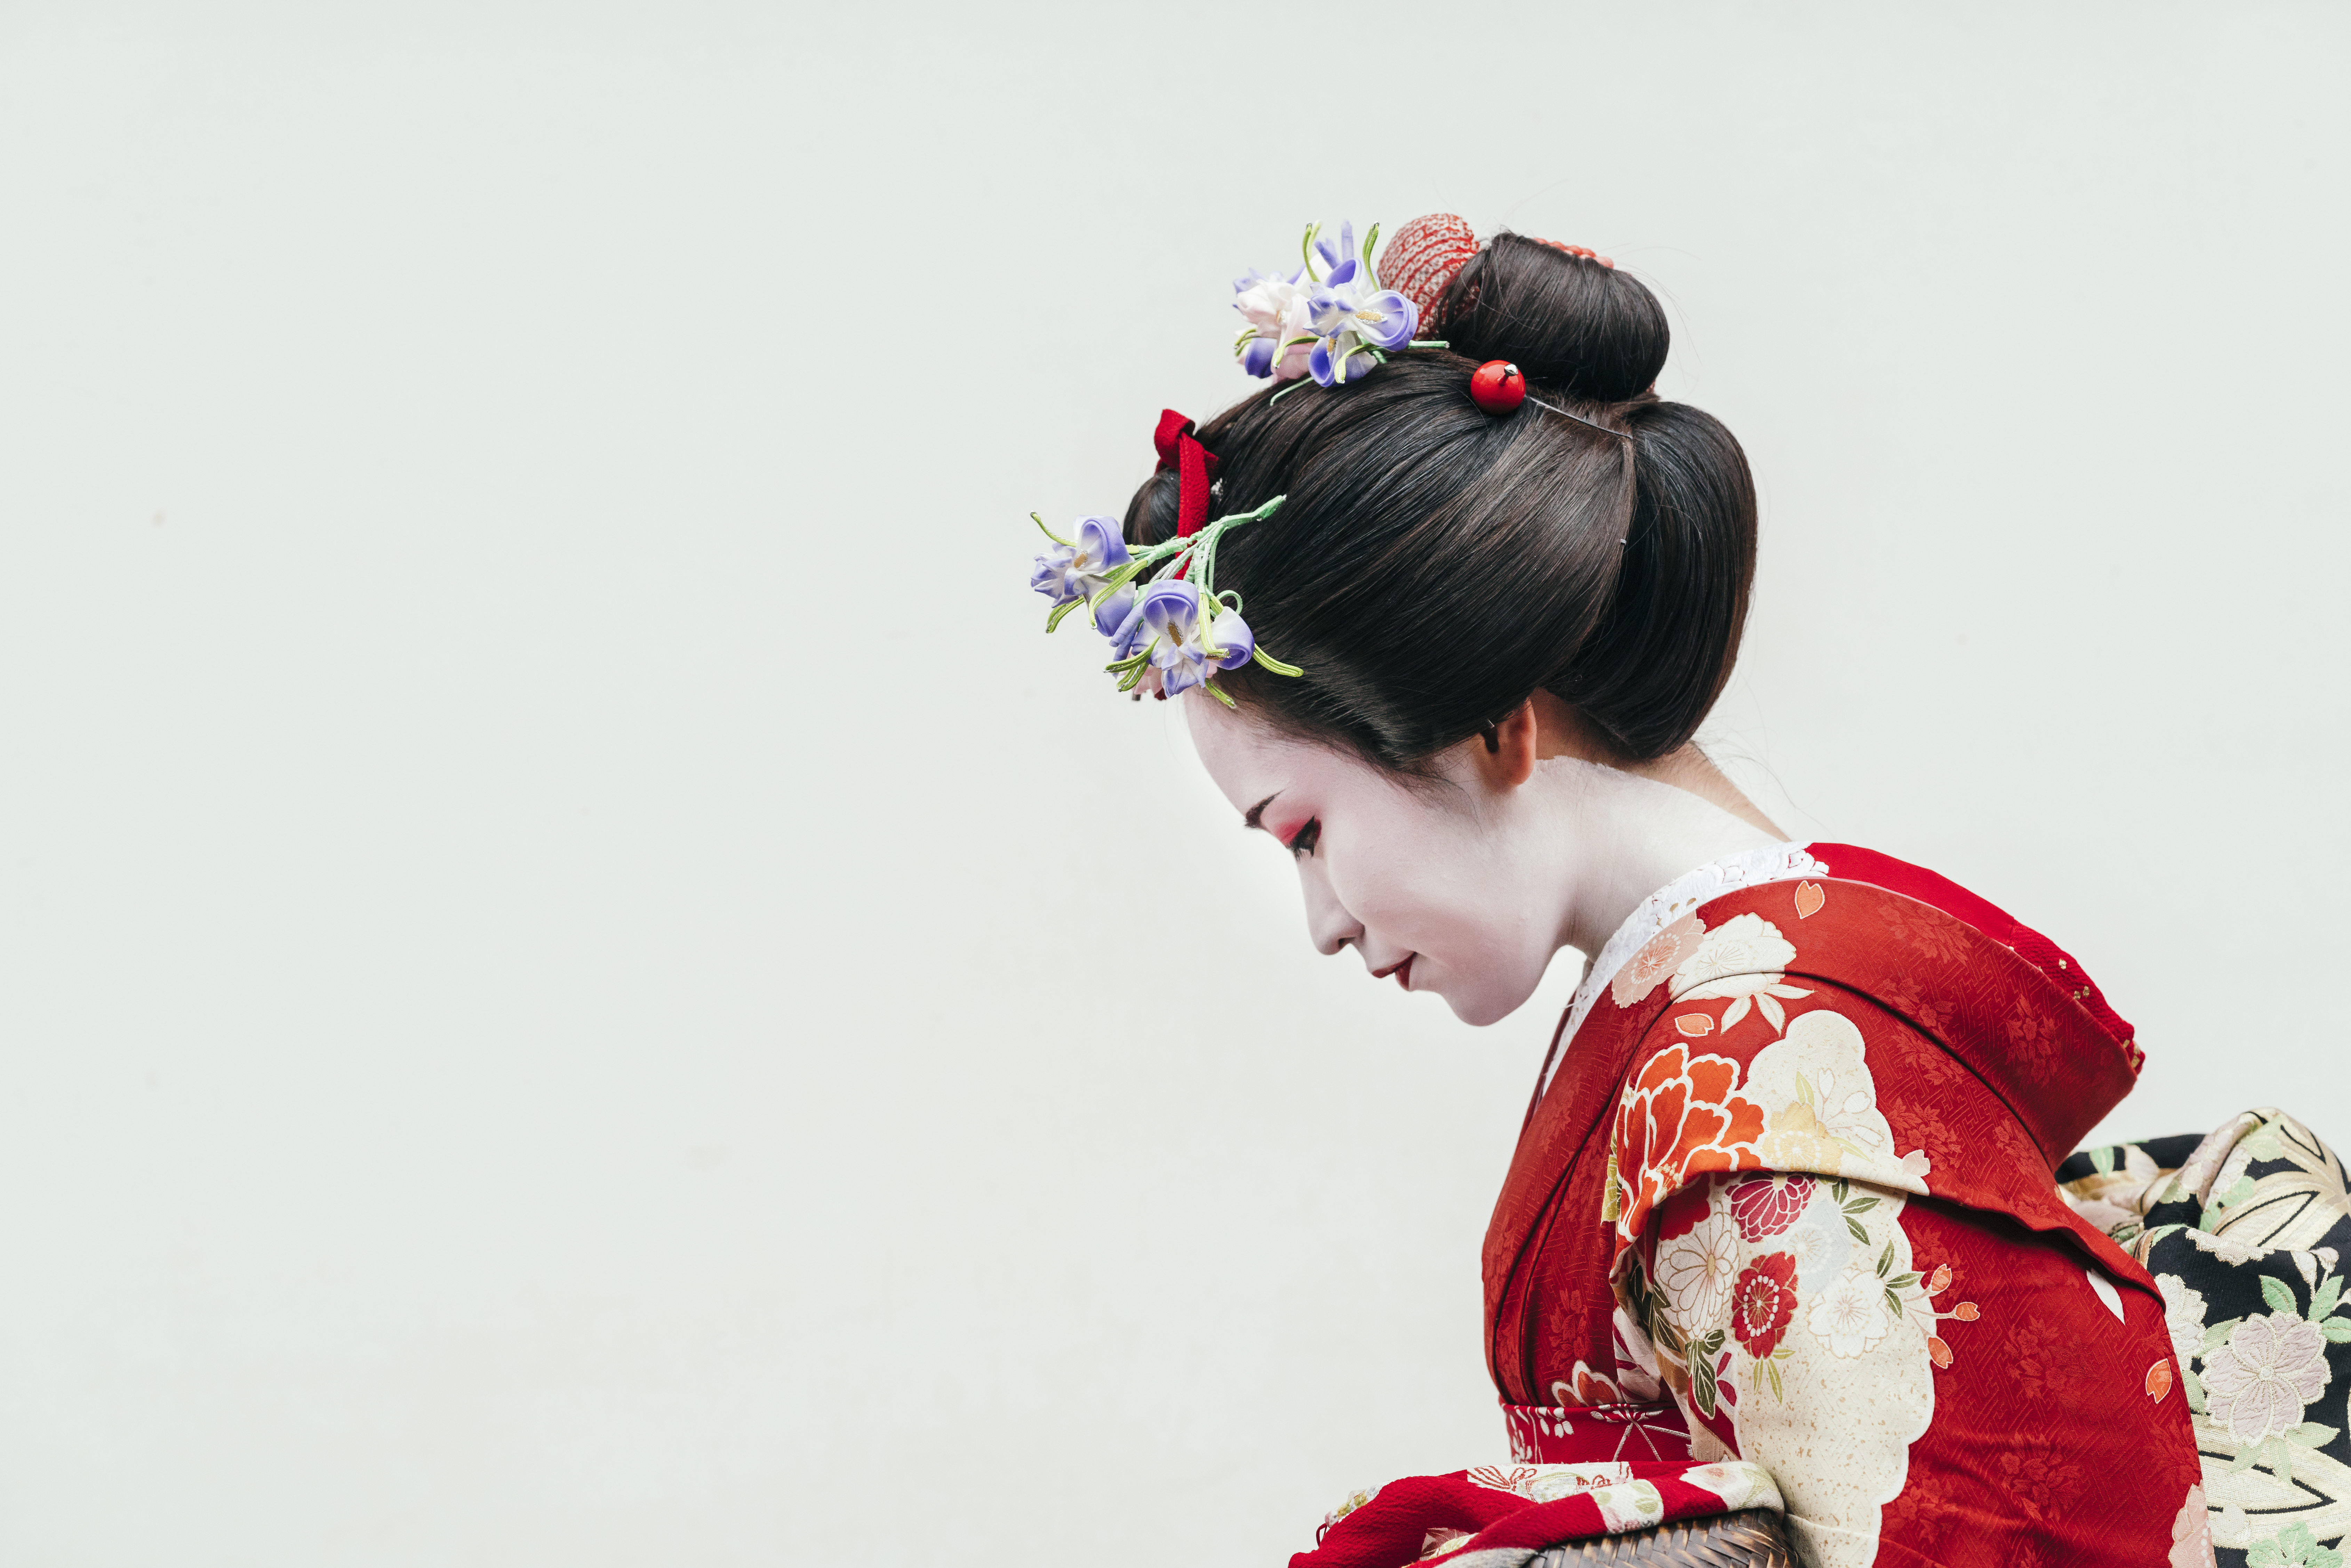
top-left (1482, 844), bottom-right (2202, 1565)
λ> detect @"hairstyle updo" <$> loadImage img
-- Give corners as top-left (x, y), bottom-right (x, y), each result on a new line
top-left (1122, 231), bottom-right (1757, 770)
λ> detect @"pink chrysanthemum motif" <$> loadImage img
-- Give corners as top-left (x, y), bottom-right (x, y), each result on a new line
top-left (1380, 213), bottom-right (1480, 333)
top-left (1727, 1173), bottom-right (1812, 1242)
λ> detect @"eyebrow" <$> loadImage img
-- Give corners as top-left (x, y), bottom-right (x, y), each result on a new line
top-left (1242, 792), bottom-right (1280, 831)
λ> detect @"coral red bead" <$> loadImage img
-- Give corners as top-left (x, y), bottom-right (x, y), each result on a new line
top-left (1470, 360), bottom-right (1527, 414)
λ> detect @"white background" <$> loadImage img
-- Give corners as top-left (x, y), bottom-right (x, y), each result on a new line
top-left (0, 5), bottom-right (2344, 1564)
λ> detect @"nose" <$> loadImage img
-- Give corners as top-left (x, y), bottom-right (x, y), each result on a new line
top-left (1301, 862), bottom-right (1363, 957)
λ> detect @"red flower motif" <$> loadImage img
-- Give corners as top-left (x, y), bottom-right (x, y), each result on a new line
top-left (1730, 1252), bottom-right (1798, 1359)
top-left (1727, 1174), bottom-right (1810, 1242)
top-left (1612, 1043), bottom-right (1768, 1241)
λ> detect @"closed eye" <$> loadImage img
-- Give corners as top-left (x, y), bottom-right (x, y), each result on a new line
top-left (1285, 818), bottom-right (1320, 859)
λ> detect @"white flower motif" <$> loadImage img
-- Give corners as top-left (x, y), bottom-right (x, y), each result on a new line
top-left (2201, 1311), bottom-right (2329, 1443)
top-left (2190, 1226), bottom-right (2261, 1267)
top-left (1678, 1462), bottom-right (1782, 1513)
top-left (1669, 912), bottom-right (1811, 1032)
top-left (1782, 1208), bottom-right (1854, 1295)
top-left (1807, 1264), bottom-right (1893, 1359)
top-left (1655, 1216), bottom-right (1739, 1331)
top-left (1523, 1463), bottom-right (1633, 1503)
top-left (1588, 1480), bottom-right (1665, 1533)
top-left (1231, 268), bottom-right (1314, 382)
top-left (2157, 1273), bottom-right (2208, 1369)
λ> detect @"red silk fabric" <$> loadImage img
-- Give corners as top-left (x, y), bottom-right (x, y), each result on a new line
top-left (1482, 846), bottom-right (2196, 1563)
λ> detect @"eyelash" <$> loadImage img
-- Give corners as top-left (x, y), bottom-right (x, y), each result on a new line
top-left (1285, 818), bottom-right (1321, 859)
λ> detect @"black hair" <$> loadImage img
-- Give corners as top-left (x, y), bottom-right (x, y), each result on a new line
top-left (1122, 232), bottom-right (1756, 769)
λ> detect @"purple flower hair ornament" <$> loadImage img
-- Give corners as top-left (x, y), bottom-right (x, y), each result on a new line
top-left (1028, 495), bottom-right (1303, 708)
top-left (1124, 579), bottom-right (1259, 701)
top-left (1028, 515), bottom-right (1133, 629)
top-left (1237, 221), bottom-right (1447, 397)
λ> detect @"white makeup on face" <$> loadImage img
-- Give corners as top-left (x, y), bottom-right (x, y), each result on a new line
top-left (1183, 693), bottom-right (1780, 1028)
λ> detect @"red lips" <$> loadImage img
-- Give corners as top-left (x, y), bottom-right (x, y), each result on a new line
top-left (1372, 955), bottom-right (1415, 990)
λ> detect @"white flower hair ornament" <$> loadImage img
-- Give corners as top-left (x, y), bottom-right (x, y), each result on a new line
top-left (1028, 217), bottom-right (1446, 706)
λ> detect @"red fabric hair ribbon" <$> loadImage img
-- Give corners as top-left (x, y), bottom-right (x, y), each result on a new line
top-left (1155, 410), bottom-right (1222, 581)
top-left (1154, 409), bottom-right (1221, 539)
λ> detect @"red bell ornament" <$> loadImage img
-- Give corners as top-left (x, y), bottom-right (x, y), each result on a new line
top-left (1470, 360), bottom-right (1527, 415)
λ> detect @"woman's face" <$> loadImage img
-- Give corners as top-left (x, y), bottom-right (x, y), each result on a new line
top-left (1184, 695), bottom-right (1567, 1027)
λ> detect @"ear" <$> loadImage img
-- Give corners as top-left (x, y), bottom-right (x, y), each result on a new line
top-left (1472, 699), bottom-right (1540, 793)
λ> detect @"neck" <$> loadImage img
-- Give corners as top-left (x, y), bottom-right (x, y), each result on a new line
top-left (1519, 755), bottom-right (1785, 960)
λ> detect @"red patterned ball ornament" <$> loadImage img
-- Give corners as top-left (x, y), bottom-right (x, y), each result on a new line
top-left (1381, 213), bottom-right (1481, 331)
top-left (1470, 360), bottom-right (1527, 414)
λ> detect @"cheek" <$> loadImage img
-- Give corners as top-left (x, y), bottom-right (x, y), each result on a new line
top-left (1325, 800), bottom-right (1497, 945)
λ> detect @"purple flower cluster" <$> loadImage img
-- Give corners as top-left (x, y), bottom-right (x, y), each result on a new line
top-left (1232, 221), bottom-right (1418, 387)
top-left (1030, 515), bottom-right (1261, 701)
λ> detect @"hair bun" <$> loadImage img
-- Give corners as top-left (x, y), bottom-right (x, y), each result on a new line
top-left (1438, 231), bottom-right (1667, 403)
top-left (1380, 214), bottom-right (1482, 333)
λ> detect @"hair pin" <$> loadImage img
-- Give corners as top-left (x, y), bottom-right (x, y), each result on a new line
top-left (1470, 361), bottom-right (1630, 441)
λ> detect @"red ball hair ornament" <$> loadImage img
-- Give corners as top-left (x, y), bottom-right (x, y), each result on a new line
top-left (1470, 360), bottom-right (1527, 415)
top-left (1381, 213), bottom-right (1481, 330)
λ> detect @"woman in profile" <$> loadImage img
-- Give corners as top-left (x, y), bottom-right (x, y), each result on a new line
top-left (1029, 215), bottom-right (2332, 1567)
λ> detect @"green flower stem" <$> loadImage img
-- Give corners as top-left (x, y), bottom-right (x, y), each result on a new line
top-left (1031, 512), bottom-right (1073, 547)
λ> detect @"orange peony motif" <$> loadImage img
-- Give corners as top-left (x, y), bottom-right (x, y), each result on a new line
top-left (1612, 914), bottom-right (1704, 1008)
top-left (1793, 881), bottom-right (1825, 919)
top-left (1675, 1014), bottom-right (1714, 1038)
top-left (1613, 1043), bottom-right (1767, 1239)
top-left (2146, 1359), bottom-right (2174, 1402)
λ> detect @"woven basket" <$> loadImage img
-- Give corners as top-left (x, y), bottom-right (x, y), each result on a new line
top-left (1525, 1509), bottom-right (1795, 1566)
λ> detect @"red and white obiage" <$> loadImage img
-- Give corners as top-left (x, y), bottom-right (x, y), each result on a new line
top-left (1298, 843), bottom-right (2212, 1568)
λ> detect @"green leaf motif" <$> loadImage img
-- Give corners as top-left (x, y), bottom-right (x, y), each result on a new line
top-left (2321, 1318), bottom-right (2351, 1344)
top-left (2248, 1519), bottom-right (2343, 1568)
top-left (1876, 1245), bottom-right (1894, 1279)
top-left (1691, 1358), bottom-right (1718, 1418)
top-left (1847, 1217), bottom-right (1869, 1245)
top-left (2247, 1523), bottom-right (2341, 1568)
top-left (2182, 1367), bottom-right (2207, 1414)
top-left (2092, 1145), bottom-right (2117, 1175)
top-left (2263, 1275), bottom-right (2302, 1316)
top-left (2204, 1319), bottom-right (2242, 1352)
top-left (2314, 1276), bottom-right (2344, 1322)
top-left (2288, 1422), bottom-right (2340, 1448)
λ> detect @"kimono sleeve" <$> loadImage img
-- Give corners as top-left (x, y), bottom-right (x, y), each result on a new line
top-left (1631, 1170), bottom-right (1940, 1553)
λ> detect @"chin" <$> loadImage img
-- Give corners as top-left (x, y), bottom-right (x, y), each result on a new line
top-left (1438, 977), bottom-right (1542, 1029)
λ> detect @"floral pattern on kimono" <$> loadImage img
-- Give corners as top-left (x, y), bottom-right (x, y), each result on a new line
top-left (1483, 845), bottom-right (2205, 1567)
top-left (2063, 1110), bottom-right (2351, 1566)
top-left (1622, 1005), bottom-right (1936, 1566)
